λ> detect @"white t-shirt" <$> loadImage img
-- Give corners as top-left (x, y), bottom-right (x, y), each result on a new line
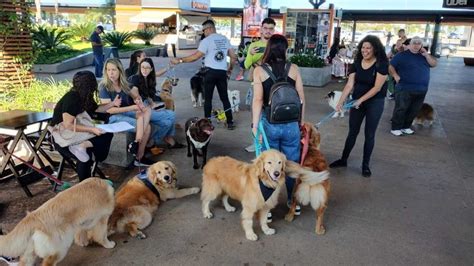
top-left (198, 33), bottom-right (231, 71)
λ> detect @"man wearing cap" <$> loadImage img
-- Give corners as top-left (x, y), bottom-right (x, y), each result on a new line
top-left (389, 36), bottom-right (437, 136)
top-left (90, 25), bottom-right (104, 78)
top-left (171, 19), bottom-right (237, 130)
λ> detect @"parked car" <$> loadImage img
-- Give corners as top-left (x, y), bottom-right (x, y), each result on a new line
top-left (448, 32), bottom-right (460, 39)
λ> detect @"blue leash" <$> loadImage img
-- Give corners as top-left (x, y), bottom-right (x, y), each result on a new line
top-left (253, 120), bottom-right (270, 157)
top-left (315, 100), bottom-right (356, 128)
top-left (209, 103), bottom-right (240, 120)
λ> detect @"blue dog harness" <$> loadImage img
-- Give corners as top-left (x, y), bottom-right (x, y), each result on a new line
top-left (138, 170), bottom-right (161, 200)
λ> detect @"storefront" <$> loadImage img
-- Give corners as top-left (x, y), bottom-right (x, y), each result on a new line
top-left (115, 0), bottom-right (210, 49)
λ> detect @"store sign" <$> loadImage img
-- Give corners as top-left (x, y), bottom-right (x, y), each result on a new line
top-left (243, 0), bottom-right (269, 37)
top-left (179, 0), bottom-right (210, 12)
top-left (442, 0), bottom-right (474, 8)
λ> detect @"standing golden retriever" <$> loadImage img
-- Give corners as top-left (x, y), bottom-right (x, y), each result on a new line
top-left (0, 178), bottom-right (115, 266)
top-left (285, 122), bottom-right (331, 235)
top-left (108, 161), bottom-right (200, 239)
top-left (201, 149), bottom-right (329, 241)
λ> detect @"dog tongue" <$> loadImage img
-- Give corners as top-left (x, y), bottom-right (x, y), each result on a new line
top-left (204, 129), bottom-right (213, 135)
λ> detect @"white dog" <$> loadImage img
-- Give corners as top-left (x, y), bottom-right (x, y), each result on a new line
top-left (227, 90), bottom-right (240, 112)
top-left (326, 90), bottom-right (346, 118)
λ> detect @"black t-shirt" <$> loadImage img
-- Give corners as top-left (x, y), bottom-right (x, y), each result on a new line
top-left (128, 74), bottom-right (158, 101)
top-left (125, 64), bottom-right (138, 78)
top-left (51, 90), bottom-right (83, 126)
top-left (349, 60), bottom-right (388, 100)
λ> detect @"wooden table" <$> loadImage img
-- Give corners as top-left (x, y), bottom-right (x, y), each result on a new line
top-left (0, 110), bottom-right (54, 197)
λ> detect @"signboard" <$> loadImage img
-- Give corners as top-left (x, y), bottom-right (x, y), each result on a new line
top-left (442, 0), bottom-right (474, 8)
top-left (243, 0), bottom-right (269, 37)
top-left (180, 0), bottom-right (210, 13)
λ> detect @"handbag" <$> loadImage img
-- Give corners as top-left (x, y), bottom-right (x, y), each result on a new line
top-left (50, 111), bottom-right (95, 147)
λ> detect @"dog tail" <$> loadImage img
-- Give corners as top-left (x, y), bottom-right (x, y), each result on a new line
top-left (0, 216), bottom-right (35, 257)
top-left (286, 161), bottom-right (330, 184)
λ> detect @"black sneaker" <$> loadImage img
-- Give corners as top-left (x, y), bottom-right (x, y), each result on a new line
top-left (227, 122), bottom-right (236, 130)
top-left (133, 157), bottom-right (155, 167)
top-left (329, 159), bottom-right (347, 168)
top-left (362, 166), bottom-right (372, 178)
top-left (128, 141), bottom-right (139, 156)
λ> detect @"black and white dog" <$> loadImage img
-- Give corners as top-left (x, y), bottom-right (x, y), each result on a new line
top-left (190, 68), bottom-right (206, 108)
top-left (185, 117), bottom-right (214, 169)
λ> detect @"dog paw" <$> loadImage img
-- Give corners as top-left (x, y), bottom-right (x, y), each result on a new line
top-left (136, 231), bottom-right (147, 239)
top-left (263, 227), bottom-right (275, 235)
top-left (190, 187), bottom-right (201, 194)
top-left (315, 225), bottom-right (326, 235)
top-left (103, 240), bottom-right (116, 249)
top-left (245, 232), bottom-right (258, 241)
top-left (193, 164), bottom-right (200, 169)
top-left (284, 213), bottom-right (295, 222)
top-left (224, 205), bottom-right (236, 212)
top-left (203, 211), bottom-right (214, 219)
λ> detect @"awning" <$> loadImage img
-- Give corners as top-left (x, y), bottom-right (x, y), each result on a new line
top-left (130, 11), bottom-right (175, 24)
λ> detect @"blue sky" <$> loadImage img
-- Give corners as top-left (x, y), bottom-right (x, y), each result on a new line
top-left (213, 0), bottom-right (453, 10)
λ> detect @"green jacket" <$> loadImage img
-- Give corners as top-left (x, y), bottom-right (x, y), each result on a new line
top-left (244, 40), bottom-right (266, 69)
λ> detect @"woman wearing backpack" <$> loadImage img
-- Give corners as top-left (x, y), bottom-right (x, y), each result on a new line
top-left (329, 35), bottom-right (389, 177)
top-left (252, 34), bottom-right (305, 220)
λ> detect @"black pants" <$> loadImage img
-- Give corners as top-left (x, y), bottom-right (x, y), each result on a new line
top-left (55, 133), bottom-right (113, 181)
top-left (203, 68), bottom-right (233, 123)
top-left (341, 99), bottom-right (384, 167)
top-left (391, 90), bottom-right (426, 130)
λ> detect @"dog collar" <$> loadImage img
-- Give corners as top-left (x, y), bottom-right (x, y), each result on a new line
top-left (259, 179), bottom-right (275, 202)
top-left (186, 127), bottom-right (211, 149)
top-left (137, 172), bottom-right (161, 200)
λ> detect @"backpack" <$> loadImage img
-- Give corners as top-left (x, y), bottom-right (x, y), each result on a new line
top-left (261, 63), bottom-right (302, 124)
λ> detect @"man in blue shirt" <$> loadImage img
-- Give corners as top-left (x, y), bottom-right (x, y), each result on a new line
top-left (389, 36), bottom-right (437, 136)
top-left (90, 25), bottom-right (105, 78)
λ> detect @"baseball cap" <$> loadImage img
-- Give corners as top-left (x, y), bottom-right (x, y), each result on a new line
top-left (97, 25), bottom-right (104, 32)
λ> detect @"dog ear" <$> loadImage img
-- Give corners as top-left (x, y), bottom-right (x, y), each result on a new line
top-left (164, 161), bottom-right (177, 177)
top-left (253, 153), bottom-right (265, 178)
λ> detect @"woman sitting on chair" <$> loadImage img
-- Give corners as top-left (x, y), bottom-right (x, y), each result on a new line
top-left (50, 71), bottom-right (116, 181)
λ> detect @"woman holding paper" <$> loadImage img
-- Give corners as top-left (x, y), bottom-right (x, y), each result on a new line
top-left (50, 71), bottom-right (115, 181)
top-left (99, 58), bottom-right (155, 167)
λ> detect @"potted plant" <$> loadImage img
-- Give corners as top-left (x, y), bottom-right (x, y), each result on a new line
top-left (289, 53), bottom-right (331, 87)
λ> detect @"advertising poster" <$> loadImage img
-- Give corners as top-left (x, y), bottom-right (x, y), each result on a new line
top-left (243, 0), bottom-right (269, 37)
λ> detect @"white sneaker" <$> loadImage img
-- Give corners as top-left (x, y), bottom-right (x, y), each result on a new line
top-left (245, 143), bottom-right (255, 152)
top-left (287, 202), bottom-right (301, 216)
top-left (69, 144), bottom-right (90, 162)
top-left (401, 128), bottom-right (414, 135)
top-left (390, 130), bottom-right (403, 136)
top-left (0, 256), bottom-right (19, 266)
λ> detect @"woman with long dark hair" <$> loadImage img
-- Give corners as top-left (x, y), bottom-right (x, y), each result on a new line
top-left (252, 34), bottom-right (306, 220)
top-left (329, 35), bottom-right (389, 177)
top-left (50, 71), bottom-right (115, 181)
top-left (125, 50), bottom-right (145, 78)
top-left (129, 58), bottom-right (184, 148)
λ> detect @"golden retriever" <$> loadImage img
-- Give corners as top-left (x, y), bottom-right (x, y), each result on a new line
top-left (201, 149), bottom-right (329, 241)
top-left (285, 122), bottom-right (331, 235)
top-left (108, 161), bottom-right (200, 239)
top-left (0, 178), bottom-right (115, 266)
top-left (160, 79), bottom-right (175, 110)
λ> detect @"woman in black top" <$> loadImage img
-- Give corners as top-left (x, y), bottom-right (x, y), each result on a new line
top-left (51, 71), bottom-right (117, 181)
top-left (329, 35), bottom-right (388, 177)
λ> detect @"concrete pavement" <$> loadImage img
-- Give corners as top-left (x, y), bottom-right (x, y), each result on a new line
top-left (7, 54), bottom-right (474, 265)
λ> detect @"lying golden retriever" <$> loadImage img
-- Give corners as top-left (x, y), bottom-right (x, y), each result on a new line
top-left (108, 161), bottom-right (200, 239)
top-left (201, 149), bottom-right (329, 241)
top-left (0, 178), bottom-right (115, 266)
top-left (285, 122), bottom-right (331, 235)
top-left (160, 79), bottom-right (175, 110)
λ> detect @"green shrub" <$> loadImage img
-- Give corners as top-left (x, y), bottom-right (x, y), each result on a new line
top-left (0, 78), bottom-right (71, 111)
top-left (133, 29), bottom-right (158, 45)
top-left (32, 26), bottom-right (71, 50)
top-left (34, 48), bottom-right (87, 64)
top-left (289, 53), bottom-right (326, 68)
top-left (102, 31), bottom-right (133, 49)
top-left (118, 43), bottom-right (151, 52)
top-left (69, 22), bottom-right (96, 42)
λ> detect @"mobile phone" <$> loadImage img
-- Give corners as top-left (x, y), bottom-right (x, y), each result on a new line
top-left (257, 47), bottom-right (265, 53)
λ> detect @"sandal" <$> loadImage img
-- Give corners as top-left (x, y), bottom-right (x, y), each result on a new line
top-left (167, 142), bottom-right (186, 149)
top-left (149, 146), bottom-right (165, 155)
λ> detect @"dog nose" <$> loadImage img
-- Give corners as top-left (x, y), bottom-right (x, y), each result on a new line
top-left (164, 175), bottom-right (170, 181)
top-left (273, 171), bottom-right (280, 177)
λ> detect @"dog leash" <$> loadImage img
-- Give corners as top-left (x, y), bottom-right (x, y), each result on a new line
top-left (315, 100), bottom-right (356, 128)
top-left (253, 120), bottom-right (270, 157)
top-left (209, 103), bottom-right (240, 120)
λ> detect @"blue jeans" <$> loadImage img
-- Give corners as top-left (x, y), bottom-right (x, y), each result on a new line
top-left (262, 117), bottom-right (301, 202)
top-left (108, 112), bottom-right (137, 133)
top-left (149, 109), bottom-right (176, 144)
top-left (94, 53), bottom-right (104, 78)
